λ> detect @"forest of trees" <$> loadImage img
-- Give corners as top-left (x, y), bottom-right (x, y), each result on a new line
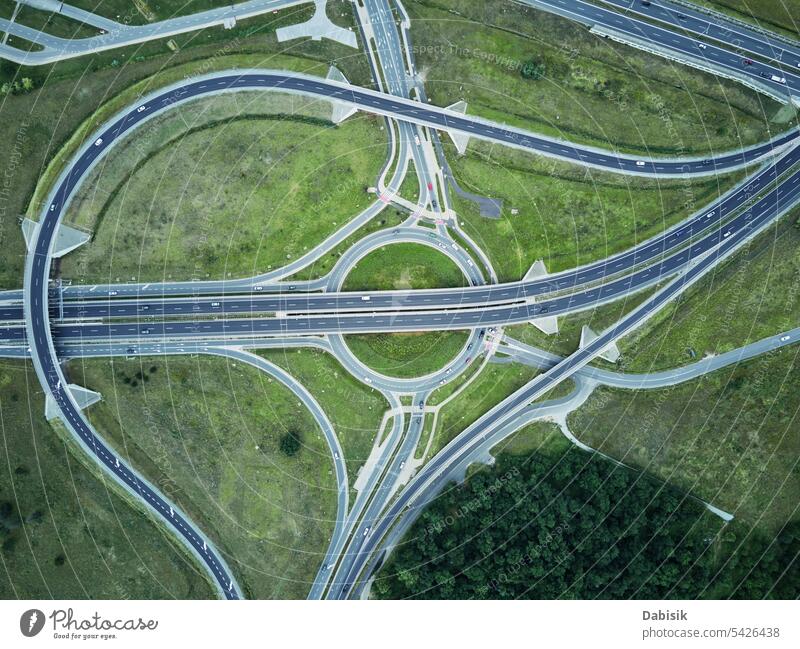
top-left (373, 449), bottom-right (799, 599)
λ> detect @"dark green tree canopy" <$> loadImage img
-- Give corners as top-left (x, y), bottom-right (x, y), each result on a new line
top-left (374, 449), bottom-right (799, 599)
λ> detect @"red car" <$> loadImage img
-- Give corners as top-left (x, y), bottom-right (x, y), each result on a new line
top-left (742, 58), bottom-right (754, 65)
top-left (427, 181), bottom-right (433, 191)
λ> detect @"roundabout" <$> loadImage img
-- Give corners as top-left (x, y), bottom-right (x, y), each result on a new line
top-left (342, 241), bottom-right (470, 380)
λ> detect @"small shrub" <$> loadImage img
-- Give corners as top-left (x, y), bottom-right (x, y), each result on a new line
top-left (280, 430), bottom-right (302, 457)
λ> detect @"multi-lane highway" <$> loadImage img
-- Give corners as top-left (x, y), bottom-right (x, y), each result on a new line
top-left (525, 0), bottom-right (800, 100)
top-left (2, 139), bottom-right (796, 335)
top-left (8, 157), bottom-right (800, 350)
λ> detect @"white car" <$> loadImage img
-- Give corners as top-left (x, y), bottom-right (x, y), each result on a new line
top-left (781, 335), bottom-right (791, 342)
top-left (362, 527), bottom-right (370, 537)
top-left (137, 105), bottom-right (147, 113)
top-left (636, 160), bottom-right (646, 167)
top-left (698, 43), bottom-right (707, 50)
top-left (254, 285), bottom-right (263, 291)
top-left (94, 137), bottom-right (103, 146)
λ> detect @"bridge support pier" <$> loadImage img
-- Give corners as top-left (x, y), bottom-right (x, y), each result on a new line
top-left (22, 218), bottom-right (90, 258)
top-left (444, 100), bottom-right (470, 154)
top-left (527, 259), bottom-right (559, 334)
top-left (327, 66), bottom-right (359, 124)
top-left (579, 325), bottom-right (620, 363)
top-left (45, 384), bottom-right (101, 421)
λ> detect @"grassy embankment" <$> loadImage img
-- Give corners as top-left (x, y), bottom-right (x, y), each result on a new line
top-left (0, 0), bottom-right (367, 289)
top-left (61, 93), bottom-right (387, 283)
top-left (70, 355), bottom-right (338, 599)
top-left (619, 212), bottom-right (800, 371)
top-left (446, 140), bottom-right (749, 282)
top-left (407, 0), bottom-right (784, 153)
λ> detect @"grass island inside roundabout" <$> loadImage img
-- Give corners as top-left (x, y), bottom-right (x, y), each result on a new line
top-left (341, 242), bottom-right (470, 379)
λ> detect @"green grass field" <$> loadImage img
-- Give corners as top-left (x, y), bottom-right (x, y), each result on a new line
top-left (13, 4), bottom-right (99, 39)
top-left (0, 360), bottom-right (213, 599)
top-left (397, 160), bottom-right (420, 204)
top-left (68, 0), bottom-right (357, 27)
top-left (256, 348), bottom-right (390, 483)
top-left (620, 214), bottom-right (800, 372)
top-left (491, 420), bottom-right (568, 457)
top-left (287, 211), bottom-right (410, 281)
top-left (447, 140), bottom-right (747, 282)
top-left (69, 355), bottom-right (338, 599)
top-left (67, 0), bottom-right (282, 25)
top-left (60, 99), bottom-right (387, 283)
top-left (407, 0), bottom-right (781, 155)
top-left (67, 1), bottom-right (239, 25)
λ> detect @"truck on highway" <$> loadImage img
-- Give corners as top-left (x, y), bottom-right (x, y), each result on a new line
top-left (771, 74), bottom-right (787, 84)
